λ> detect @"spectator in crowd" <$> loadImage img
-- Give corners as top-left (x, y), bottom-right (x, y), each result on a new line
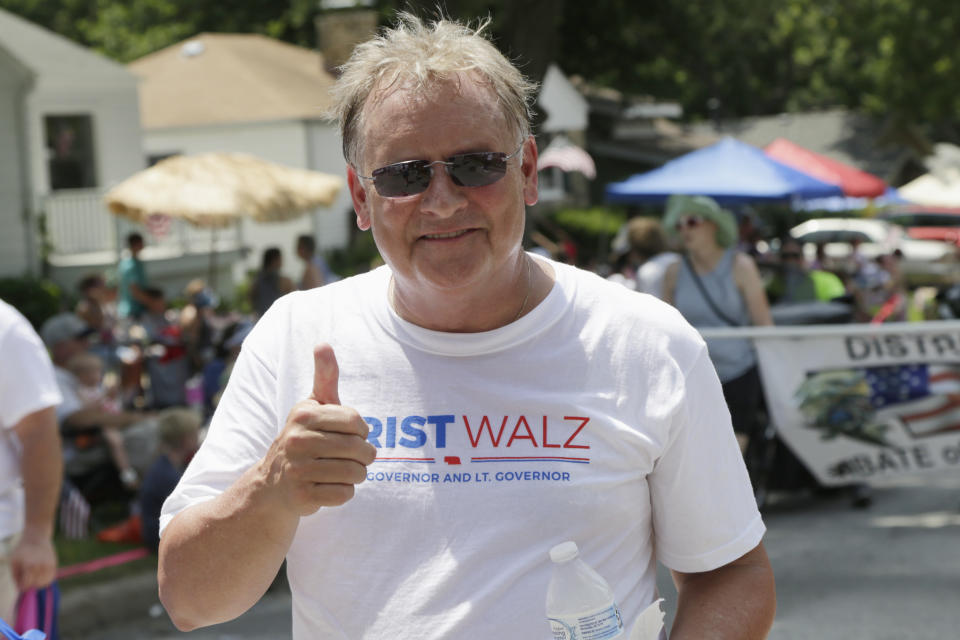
top-left (808, 242), bottom-right (830, 272)
top-left (179, 279), bottom-right (217, 376)
top-left (295, 235), bottom-right (325, 290)
top-left (117, 232), bottom-right (150, 320)
top-left (140, 288), bottom-right (188, 409)
top-left (158, 15), bottom-right (774, 639)
top-left (0, 300), bottom-right (62, 625)
top-left (66, 352), bottom-right (139, 490)
top-left (74, 273), bottom-right (116, 346)
top-left (295, 235), bottom-right (340, 290)
top-left (139, 408), bottom-right (201, 554)
top-left (766, 239), bottom-right (847, 306)
top-left (662, 194), bottom-right (773, 450)
top-left (766, 237), bottom-right (818, 305)
top-left (201, 321), bottom-right (253, 414)
top-left (250, 247), bottom-right (294, 318)
top-left (865, 250), bottom-right (907, 323)
top-left (627, 217), bottom-right (680, 299)
top-left (737, 213), bottom-right (758, 254)
top-left (40, 313), bottom-right (158, 489)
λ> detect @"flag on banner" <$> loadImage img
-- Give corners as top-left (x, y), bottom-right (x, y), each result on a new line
top-left (898, 395), bottom-right (960, 438)
top-left (864, 364), bottom-right (960, 438)
top-left (145, 213), bottom-right (171, 239)
top-left (798, 364), bottom-right (960, 446)
top-left (864, 364), bottom-right (960, 408)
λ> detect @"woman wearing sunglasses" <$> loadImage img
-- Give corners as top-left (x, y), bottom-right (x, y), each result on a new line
top-left (157, 15), bottom-right (774, 640)
top-left (662, 194), bottom-right (773, 452)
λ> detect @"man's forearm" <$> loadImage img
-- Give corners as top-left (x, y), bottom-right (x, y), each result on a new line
top-left (16, 408), bottom-right (63, 538)
top-left (158, 463), bottom-right (299, 631)
top-left (670, 544), bottom-right (776, 639)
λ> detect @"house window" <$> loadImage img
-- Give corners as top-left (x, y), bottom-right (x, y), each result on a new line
top-left (44, 115), bottom-right (97, 190)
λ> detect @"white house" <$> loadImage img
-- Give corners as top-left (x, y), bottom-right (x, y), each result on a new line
top-left (536, 64), bottom-right (593, 206)
top-left (128, 33), bottom-right (354, 281)
top-left (0, 8), bottom-right (144, 285)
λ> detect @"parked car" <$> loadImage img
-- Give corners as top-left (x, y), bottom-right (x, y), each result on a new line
top-left (880, 206), bottom-right (960, 247)
top-left (789, 217), bottom-right (958, 286)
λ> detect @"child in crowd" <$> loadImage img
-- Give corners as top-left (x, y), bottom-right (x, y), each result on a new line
top-left (139, 287), bottom-right (188, 408)
top-left (138, 408), bottom-right (202, 553)
top-left (66, 352), bottom-right (140, 490)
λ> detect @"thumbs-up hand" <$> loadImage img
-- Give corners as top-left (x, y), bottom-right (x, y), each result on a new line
top-left (259, 344), bottom-right (377, 517)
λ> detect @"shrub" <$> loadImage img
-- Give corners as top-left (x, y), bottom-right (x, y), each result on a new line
top-left (0, 277), bottom-right (63, 329)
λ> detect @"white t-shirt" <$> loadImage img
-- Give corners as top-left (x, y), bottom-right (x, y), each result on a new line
top-left (637, 252), bottom-right (680, 300)
top-left (0, 301), bottom-right (62, 539)
top-left (161, 256), bottom-right (764, 639)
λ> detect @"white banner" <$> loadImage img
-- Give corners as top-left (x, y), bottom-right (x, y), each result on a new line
top-left (701, 321), bottom-right (960, 486)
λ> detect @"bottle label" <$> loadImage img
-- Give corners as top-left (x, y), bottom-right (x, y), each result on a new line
top-left (547, 603), bottom-right (624, 640)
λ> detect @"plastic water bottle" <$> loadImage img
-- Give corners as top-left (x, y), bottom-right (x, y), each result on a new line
top-left (546, 541), bottom-right (624, 639)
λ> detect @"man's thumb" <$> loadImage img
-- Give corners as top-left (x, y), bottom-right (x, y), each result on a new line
top-left (311, 343), bottom-right (340, 405)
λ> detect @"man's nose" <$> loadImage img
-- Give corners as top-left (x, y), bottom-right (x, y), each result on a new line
top-left (419, 164), bottom-right (468, 217)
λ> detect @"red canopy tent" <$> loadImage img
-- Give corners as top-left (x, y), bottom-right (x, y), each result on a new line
top-left (764, 138), bottom-right (887, 198)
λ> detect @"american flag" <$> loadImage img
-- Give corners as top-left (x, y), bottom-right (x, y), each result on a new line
top-left (145, 213), bottom-right (172, 239)
top-left (537, 138), bottom-right (596, 179)
top-left (58, 480), bottom-right (90, 539)
top-left (865, 364), bottom-right (960, 438)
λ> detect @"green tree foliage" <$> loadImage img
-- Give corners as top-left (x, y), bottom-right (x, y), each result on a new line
top-left (556, 0), bottom-right (960, 141)
top-left (0, 0), bottom-right (317, 62)
top-left (2, 0), bottom-right (959, 138)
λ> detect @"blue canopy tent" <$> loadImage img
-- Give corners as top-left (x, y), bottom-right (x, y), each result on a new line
top-left (796, 186), bottom-right (910, 212)
top-left (605, 137), bottom-right (845, 205)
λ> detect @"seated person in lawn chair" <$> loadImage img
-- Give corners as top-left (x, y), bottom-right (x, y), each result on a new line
top-left (40, 314), bottom-right (159, 505)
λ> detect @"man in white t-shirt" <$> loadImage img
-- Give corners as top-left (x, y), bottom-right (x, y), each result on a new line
top-left (0, 301), bottom-right (63, 624)
top-left (158, 14), bottom-right (776, 639)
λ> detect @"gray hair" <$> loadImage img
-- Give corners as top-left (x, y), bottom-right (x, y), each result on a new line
top-left (329, 12), bottom-right (537, 167)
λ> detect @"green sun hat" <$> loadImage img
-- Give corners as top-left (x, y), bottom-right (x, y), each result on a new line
top-left (663, 194), bottom-right (738, 248)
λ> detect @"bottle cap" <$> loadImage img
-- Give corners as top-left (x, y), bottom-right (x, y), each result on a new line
top-left (549, 541), bottom-right (579, 563)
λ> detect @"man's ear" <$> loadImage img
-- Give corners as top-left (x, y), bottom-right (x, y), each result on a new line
top-left (520, 135), bottom-right (539, 206)
top-left (347, 167), bottom-right (372, 231)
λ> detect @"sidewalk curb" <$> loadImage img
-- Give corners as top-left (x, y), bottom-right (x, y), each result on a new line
top-left (60, 570), bottom-right (160, 636)
top-left (58, 563), bottom-right (290, 635)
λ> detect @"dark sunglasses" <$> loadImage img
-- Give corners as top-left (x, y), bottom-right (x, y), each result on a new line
top-left (675, 215), bottom-right (704, 230)
top-left (781, 251), bottom-right (802, 259)
top-left (356, 143), bottom-right (524, 198)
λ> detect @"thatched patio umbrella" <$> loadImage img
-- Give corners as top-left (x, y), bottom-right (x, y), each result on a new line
top-left (105, 152), bottom-right (343, 287)
top-left (105, 152), bottom-right (343, 226)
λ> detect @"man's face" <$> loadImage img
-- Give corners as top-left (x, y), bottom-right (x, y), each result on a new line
top-left (347, 74), bottom-right (538, 295)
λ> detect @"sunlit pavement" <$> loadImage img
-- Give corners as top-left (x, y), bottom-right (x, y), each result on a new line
top-left (659, 470), bottom-right (960, 640)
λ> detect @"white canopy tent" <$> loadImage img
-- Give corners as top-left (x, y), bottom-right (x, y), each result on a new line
top-left (898, 167), bottom-right (960, 208)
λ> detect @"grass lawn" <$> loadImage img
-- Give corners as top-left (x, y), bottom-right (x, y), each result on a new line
top-left (56, 496), bottom-right (157, 593)
top-left (56, 536), bottom-right (156, 592)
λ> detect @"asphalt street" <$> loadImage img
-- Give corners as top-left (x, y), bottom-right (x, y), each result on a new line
top-left (75, 470), bottom-right (960, 639)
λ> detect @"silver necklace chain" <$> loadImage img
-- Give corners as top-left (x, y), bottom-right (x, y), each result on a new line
top-left (512, 257), bottom-right (533, 323)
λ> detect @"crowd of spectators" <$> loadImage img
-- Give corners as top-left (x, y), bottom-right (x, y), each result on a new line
top-left (0, 232), bottom-right (341, 561)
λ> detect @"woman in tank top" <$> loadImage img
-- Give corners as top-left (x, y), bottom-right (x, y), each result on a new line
top-left (661, 195), bottom-right (773, 445)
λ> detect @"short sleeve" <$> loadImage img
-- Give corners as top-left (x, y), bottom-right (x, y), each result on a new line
top-left (648, 346), bottom-right (765, 573)
top-left (0, 318), bottom-right (62, 430)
